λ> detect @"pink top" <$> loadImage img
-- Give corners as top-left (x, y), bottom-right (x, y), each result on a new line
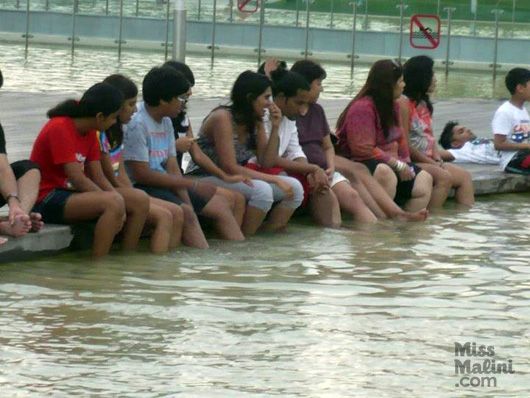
top-left (336, 96), bottom-right (411, 163)
top-left (406, 99), bottom-right (435, 158)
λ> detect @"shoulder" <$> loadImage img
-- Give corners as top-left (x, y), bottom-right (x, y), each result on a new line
top-left (205, 107), bottom-right (233, 127)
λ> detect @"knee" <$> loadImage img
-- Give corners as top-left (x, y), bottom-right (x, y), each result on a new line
top-left (249, 181), bottom-right (274, 211)
top-left (374, 164), bottom-right (397, 184)
top-left (130, 189), bottom-right (150, 213)
top-left (435, 169), bottom-right (453, 188)
top-left (169, 204), bottom-right (184, 226)
top-left (414, 172), bottom-right (433, 198)
top-left (290, 179), bottom-right (305, 207)
top-left (180, 203), bottom-right (198, 222)
top-left (102, 192), bottom-right (126, 217)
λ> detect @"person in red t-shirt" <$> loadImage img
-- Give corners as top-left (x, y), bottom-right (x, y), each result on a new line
top-left (30, 83), bottom-right (148, 258)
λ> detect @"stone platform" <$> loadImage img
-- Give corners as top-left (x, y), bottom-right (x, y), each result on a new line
top-left (1, 92), bottom-right (529, 262)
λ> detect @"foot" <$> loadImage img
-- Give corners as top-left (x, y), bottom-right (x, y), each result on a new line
top-left (0, 214), bottom-right (31, 238)
top-left (396, 208), bottom-right (429, 222)
top-left (0, 236), bottom-right (7, 246)
top-left (29, 212), bottom-right (44, 232)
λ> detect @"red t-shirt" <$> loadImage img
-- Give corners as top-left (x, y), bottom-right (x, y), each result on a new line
top-left (30, 117), bottom-right (100, 203)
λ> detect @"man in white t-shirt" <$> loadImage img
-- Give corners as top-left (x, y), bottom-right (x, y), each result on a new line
top-left (491, 68), bottom-right (530, 174)
top-left (439, 121), bottom-right (502, 166)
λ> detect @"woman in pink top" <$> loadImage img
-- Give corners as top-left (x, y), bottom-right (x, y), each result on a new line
top-left (336, 59), bottom-right (432, 212)
top-left (400, 55), bottom-right (474, 208)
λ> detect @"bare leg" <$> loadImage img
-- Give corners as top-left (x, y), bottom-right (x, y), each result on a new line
top-left (405, 171), bottom-right (433, 212)
top-left (242, 206), bottom-right (267, 236)
top-left (63, 191), bottom-right (125, 258)
top-left (116, 188), bottom-right (150, 251)
top-left (443, 163), bottom-right (475, 207)
top-left (373, 163), bottom-right (398, 199)
top-left (181, 204), bottom-right (209, 249)
top-left (308, 189), bottom-right (342, 228)
top-left (16, 169), bottom-right (44, 232)
top-left (150, 197), bottom-right (184, 250)
top-left (332, 181), bottom-right (377, 223)
top-left (216, 187), bottom-right (246, 227)
top-left (416, 163), bottom-right (452, 209)
top-left (262, 205), bottom-right (298, 232)
top-left (200, 193), bottom-right (245, 241)
top-left (145, 203), bottom-right (172, 254)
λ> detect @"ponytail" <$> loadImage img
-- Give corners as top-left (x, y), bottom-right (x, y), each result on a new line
top-left (47, 82), bottom-right (123, 119)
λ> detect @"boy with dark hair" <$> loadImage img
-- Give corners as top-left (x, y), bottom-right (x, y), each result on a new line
top-left (123, 66), bottom-right (244, 246)
top-left (0, 68), bottom-right (43, 243)
top-left (490, 67), bottom-right (530, 174)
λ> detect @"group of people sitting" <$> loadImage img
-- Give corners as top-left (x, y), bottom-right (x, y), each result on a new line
top-left (1, 55), bottom-right (530, 258)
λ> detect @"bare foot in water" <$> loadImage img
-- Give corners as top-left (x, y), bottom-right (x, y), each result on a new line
top-left (30, 212), bottom-right (44, 232)
top-left (396, 208), bottom-right (429, 222)
top-left (0, 236), bottom-right (8, 245)
top-left (0, 214), bottom-right (31, 237)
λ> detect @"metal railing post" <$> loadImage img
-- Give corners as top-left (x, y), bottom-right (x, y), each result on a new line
top-left (135, 0), bottom-right (140, 16)
top-left (173, 0), bottom-right (187, 61)
top-left (511, 0), bottom-right (516, 37)
top-left (23, 0), bottom-right (31, 58)
top-left (363, 0), bottom-right (368, 30)
top-left (350, 1), bottom-right (360, 77)
top-left (329, 0), bottom-right (334, 28)
top-left (491, 9), bottom-right (504, 81)
top-left (70, 0), bottom-right (78, 58)
top-left (117, 0), bottom-right (124, 60)
top-left (444, 7), bottom-right (456, 76)
top-left (257, 0), bottom-right (266, 68)
top-left (45, 0), bottom-right (49, 11)
top-left (295, 0), bottom-right (300, 27)
top-left (228, 0), bottom-right (234, 22)
top-left (164, 0), bottom-right (171, 60)
top-left (396, 1), bottom-right (407, 63)
top-left (105, 0), bottom-right (109, 15)
top-left (197, 0), bottom-right (202, 20)
top-left (303, 0), bottom-right (310, 59)
top-left (210, 0), bottom-right (218, 64)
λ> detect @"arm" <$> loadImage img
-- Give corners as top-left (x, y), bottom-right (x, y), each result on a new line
top-left (64, 162), bottom-right (102, 192)
top-left (493, 134), bottom-right (530, 151)
top-left (322, 134), bottom-right (336, 177)
top-left (99, 152), bottom-right (121, 188)
top-left (439, 149), bottom-right (455, 162)
top-left (126, 159), bottom-right (194, 191)
top-left (256, 104), bottom-right (282, 168)
top-left (85, 160), bottom-right (115, 191)
top-left (116, 159), bottom-right (133, 188)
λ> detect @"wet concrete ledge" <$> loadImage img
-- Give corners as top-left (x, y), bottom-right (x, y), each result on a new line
top-left (1, 93), bottom-right (529, 262)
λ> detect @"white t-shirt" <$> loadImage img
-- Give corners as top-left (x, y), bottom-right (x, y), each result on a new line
top-left (448, 139), bottom-right (501, 166)
top-left (249, 110), bottom-right (307, 165)
top-left (491, 101), bottom-right (530, 170)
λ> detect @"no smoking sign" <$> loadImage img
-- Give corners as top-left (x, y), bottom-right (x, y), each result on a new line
top-left (409, 14), bottom-right (441, 50)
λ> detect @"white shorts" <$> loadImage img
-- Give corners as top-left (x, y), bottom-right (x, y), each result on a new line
top-left (330, 171), bottom-right (349, 188)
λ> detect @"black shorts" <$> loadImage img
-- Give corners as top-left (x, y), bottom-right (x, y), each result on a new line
top-left (32, 188), bottom-right (75, 224)
top-left (0, 160), bottom-right (40, 207)
top-left (134, 185), bottom-right (208, 214)
top-left (362, 159), bottom-right (422, 207)
top-left (505, 149), bottom-right (530, 175)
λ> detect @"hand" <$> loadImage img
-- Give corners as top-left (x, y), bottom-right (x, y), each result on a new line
top-left (222, 174), bottom-right (254, 186)
top-left (308, 168), bottom-right (330, 193)
top-left (274, 178), bottom-right (294, 200)
top-left (263, 58), bottom-right (280, 78)
top-left (324, 167), bottom-right (335, 181)
top-left (268, 102), bottom-right (282, 130)
top-left (398, 166), bottom-right (415, 181)
top-left (176, 137), bottom-right (195, 153)
top-left (432, 156), bottom-right (444, 167)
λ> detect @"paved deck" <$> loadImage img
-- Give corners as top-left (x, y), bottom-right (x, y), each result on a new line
top-left (1, 91), bottom-right (529, 261)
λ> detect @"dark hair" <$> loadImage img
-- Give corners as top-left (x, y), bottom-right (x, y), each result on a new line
top-left (269, 68), bottom-right (310, 98)
top-left (505, 67), bottom-right (530, 95)
top-left (229, 70), bottom-right (271, 149)
top-left (290, 59), bottom-right (327, 84)
top-left (142, 66), bottom-right (190, 107)
top-left (103, 74), bottom-right (138, 147)
top-left (163, 60), bottom-right (195, 87)
top-left (439, 120), bottom-right (459, 149)
top-left (47, 82), bottom-right (123, 119)
top-left (336, 59), bottom-right (403, 138)
top-left (403, 55), bottom-right (434, 115)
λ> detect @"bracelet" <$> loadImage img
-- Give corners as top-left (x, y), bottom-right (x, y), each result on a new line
top-left (393, 160), bottom-right (406, 172)
top-left (5, 193), bottom-right (20, 203)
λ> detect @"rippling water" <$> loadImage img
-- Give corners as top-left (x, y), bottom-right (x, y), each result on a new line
top-left (1, 197), bottom-right (530, 396)
top-left (0, 42), bottom-right (507, 100)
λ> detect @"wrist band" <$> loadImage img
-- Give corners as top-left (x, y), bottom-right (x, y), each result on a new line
top-left (5, 193), bottom-right (19, 202)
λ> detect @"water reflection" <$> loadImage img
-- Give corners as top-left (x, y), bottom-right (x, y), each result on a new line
top-left (1, 196), bottom-right (530, 395)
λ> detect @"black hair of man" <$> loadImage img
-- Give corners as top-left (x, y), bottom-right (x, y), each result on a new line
top-left (505, 67), bottom-right (530, 95)
top-left (439, 120), bottom-right (459, 149)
